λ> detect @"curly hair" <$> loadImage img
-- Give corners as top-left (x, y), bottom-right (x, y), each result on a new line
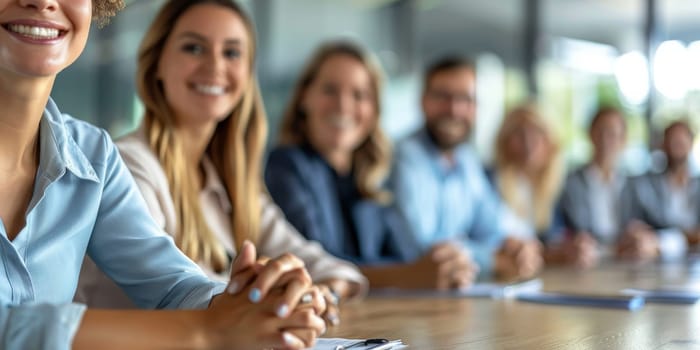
top-left (93, 0), bottom-right (125, 26)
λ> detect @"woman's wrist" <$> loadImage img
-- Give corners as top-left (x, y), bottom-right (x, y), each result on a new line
top-left (193, 309), bottom-right (218, 350)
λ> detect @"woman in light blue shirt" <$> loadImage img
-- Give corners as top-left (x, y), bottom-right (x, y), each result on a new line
top-left (0, 0), bottom-right (323, 349)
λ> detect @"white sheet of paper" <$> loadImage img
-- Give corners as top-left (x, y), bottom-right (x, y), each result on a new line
top-left (369, 278), bottom-right (543, 299)
top-left (311, 338), bottom-right (406, 350)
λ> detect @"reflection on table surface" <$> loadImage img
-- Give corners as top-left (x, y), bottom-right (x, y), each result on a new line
top-left (325, 261), bottom-right (700, 349)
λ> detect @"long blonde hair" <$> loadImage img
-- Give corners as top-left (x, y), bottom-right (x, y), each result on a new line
top-left (278, 41), bottom-right (392, 203)
top-left (494, 104), bottom-right (564, 234)
top-left (136, 0), bottom-right (266, 272)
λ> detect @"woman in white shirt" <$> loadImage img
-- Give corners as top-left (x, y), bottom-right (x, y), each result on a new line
top-left (492, 104), bottom-right (597, 267)
top-left (77, 0), bottom-right (366, 328)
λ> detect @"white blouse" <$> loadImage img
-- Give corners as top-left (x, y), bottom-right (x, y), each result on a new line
top-left (76, 130), bottom-right (367, 308)
top-left (584, 165), bottom-right (625, 243)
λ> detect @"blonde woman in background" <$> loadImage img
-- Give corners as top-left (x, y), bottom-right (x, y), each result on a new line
top-left (491, 105), bottom-right (597, 266)
top-left (77, 0), bottom-right (366, 328)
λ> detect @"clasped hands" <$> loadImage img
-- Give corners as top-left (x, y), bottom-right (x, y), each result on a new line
top-left (206, 241), bottom-right (333, 350)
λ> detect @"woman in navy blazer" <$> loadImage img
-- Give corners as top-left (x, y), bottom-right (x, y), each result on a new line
top-left (266, 41), bottom-right (478, 290)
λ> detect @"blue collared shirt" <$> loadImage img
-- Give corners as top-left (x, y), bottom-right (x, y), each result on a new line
top-left (0, 98), bottom-right (225, 350)
top-left (389, 129), bottom-right (506, 273)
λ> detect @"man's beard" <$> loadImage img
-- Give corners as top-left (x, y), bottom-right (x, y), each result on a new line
top-left (425, 117), bottom-right (472, 152)
top-left (666, 154), bottom-right (689, 169)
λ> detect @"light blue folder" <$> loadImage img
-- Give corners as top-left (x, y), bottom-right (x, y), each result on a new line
top-left (621, 288), bottom-right (700, 304)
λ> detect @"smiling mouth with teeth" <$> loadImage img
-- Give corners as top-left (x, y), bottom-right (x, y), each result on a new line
top-left (327, 115), bottom-right (358, 129)
top-left (330, 120), bottom-right (355, 129)
top-left (193, 84), bottom-right (227, 96)
top-left (3, 23), bottom-right (65, 40)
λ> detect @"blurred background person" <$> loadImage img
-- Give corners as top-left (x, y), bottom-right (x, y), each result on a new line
top-left (390, 57), bottom-right (542, 281)
top-left (557, 107), bottom-right (627, 267)
top-left (77, 0), bottom-right (366, 328)
top-left (619, 120), bottom-right (700, 260)
top-left (492, 104), bottom-right (564, 239)
top-left (490, 104), bottom-right (579, 267)
top-left (266, 42), bottom-right (478, 290)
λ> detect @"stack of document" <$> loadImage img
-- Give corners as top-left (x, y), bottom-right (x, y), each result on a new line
top-left (312, 338), bottom-right (406, 350)
top-left (516, 292), bottom-right (646, 311)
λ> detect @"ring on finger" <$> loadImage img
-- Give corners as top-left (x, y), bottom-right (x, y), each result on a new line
top-left (326, 288), bottom-right (340, 306)
top-left (300, 292), bottom-right (313, 305)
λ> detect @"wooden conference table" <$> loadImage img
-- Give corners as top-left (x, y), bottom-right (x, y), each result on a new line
top-left (325, 261), bottom-right (700, 349)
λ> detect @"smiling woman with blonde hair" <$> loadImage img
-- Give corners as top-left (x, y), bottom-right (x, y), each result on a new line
top-left (136, 0), bottom-right (266, 271)
top-left (277, 42), bottom-right (392, 204)
top-left (77, 0), bottom-right (366, 332)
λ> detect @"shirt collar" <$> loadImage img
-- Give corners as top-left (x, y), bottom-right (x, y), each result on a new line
top-left (40, 98), bottom-right (99, 183)
top-left (417, 127), bottom-right (471, 174)
top-left (201, 155), bottom-right (232, 213)
top-left (590, 161), bottom-right (627, 178)
top-left (584, 165), bottom-right (607, 183)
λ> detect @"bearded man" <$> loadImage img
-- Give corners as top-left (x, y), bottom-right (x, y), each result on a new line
top-left (390, 57), bottom-right (543, 280)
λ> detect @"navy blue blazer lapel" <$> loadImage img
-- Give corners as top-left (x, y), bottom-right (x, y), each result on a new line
top-left (304, 155), bottom-right (347, 256)
top-left (575, 168), bottom-right (594, 234)
top-left (351, 201), bottom-right (385, 262)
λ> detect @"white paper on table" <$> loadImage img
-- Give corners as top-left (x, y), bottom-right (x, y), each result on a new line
top-left (311, 338), bottom-right (406, 350)
top-left (369, 278), bottom-right (543, 299)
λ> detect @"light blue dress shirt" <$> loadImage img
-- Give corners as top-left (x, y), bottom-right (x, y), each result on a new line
top-left (390, 129), bottom-right (506, 273)
top-left (0, 98), bottom-right (225, 350)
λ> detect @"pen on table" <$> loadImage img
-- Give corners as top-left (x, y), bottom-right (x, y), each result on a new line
top-left (334, 338), bottom-right (389, 350)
